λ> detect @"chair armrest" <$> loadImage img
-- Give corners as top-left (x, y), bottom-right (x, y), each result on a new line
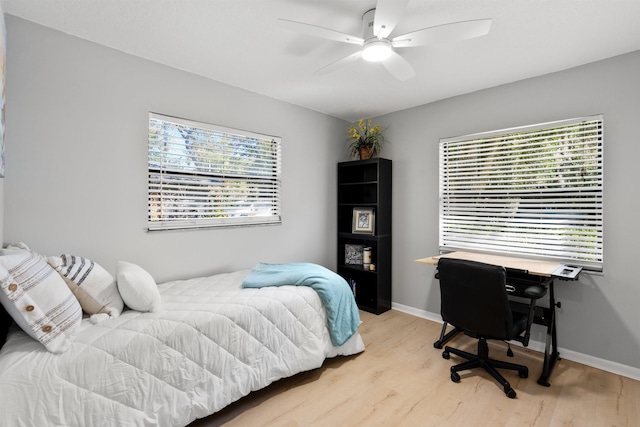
top-left (524, 285), bottom-right (547, 299)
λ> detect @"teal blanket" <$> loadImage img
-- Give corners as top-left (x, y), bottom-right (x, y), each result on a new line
top-left (241, 263), bottom-right (361, 346)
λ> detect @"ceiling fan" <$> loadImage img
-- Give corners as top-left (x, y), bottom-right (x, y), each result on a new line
top-left (277, 0), bottom-right (491, 81)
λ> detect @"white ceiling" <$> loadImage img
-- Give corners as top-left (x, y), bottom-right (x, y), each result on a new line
top-left (2, 0), bottom-right (640, 122)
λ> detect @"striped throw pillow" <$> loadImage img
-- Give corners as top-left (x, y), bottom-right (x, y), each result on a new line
top-left (0, 244), bottom-right (82, 353)
top-left (48, 254), bottom-right (124, 323)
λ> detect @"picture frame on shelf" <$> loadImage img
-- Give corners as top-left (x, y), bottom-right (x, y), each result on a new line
top-left (352, 207), bottom-right (375, 234)
top-left (344, 244), bottom-right (364, 265)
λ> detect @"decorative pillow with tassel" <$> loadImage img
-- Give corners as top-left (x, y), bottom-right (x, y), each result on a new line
top-left (48, 254), bottom-right (124, 324)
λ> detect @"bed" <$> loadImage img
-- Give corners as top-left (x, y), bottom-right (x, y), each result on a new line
top-left (0, 246), bottom-right (365, 427)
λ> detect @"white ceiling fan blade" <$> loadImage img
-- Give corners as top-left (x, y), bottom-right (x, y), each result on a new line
top-left (373, 0), bottom-right (410, 39)
top-left (381, 51), bottom-right (415, 81)
top-left (277, 18), bottom-right (364, 45)
top-left (314, 51), bottom-right (363, 76)
top-left (392, 19), bottom-right (492, 48)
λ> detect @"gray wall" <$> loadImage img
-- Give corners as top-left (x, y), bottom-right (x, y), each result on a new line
top-left (380, 50), bottom-right (640, 370)
top-left (0, 7), bottom-right (4, 246)
top-left (3, 16), bottom-right (347, 282)
top-left (0, 181), bottom-right (3, 246)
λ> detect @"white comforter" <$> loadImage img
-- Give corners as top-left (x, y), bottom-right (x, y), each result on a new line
top-left (0, 269), bottom-right (365, 426)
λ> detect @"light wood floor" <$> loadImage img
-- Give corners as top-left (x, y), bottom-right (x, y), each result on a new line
top-left (190, 310), bottom-right (640, 427)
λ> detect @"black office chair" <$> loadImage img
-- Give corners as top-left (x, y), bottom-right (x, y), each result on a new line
top-left (437, 258), bottom-right (546, 398)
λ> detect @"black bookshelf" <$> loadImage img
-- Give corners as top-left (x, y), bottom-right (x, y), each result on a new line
top-left (337, 158), bottom-right (391, 314)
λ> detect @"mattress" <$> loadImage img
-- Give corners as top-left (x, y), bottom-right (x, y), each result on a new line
top-left (0, 269), bottom-right (365, 426)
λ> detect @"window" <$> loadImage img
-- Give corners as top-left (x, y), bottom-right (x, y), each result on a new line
top-left (148, 113), bottom-right (281, 231)
top-left (439, 115), bottom-right (603, 270)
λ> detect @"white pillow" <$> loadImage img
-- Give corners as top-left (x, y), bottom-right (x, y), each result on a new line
top-left (0, 244), bottom-right (82, 353)
top-left (48, 254), bottom-right (124, 324)
top-left (116, 261), bottom-right (161, 312)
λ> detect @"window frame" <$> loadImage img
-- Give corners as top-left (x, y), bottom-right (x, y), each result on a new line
top-left (438, 115), bottom-right (604, 271)
top-left (147, 113), bottom-right (282, 231)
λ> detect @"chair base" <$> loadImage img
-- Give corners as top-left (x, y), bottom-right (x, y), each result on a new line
top-left (442, 338), bottom-right (528, 398)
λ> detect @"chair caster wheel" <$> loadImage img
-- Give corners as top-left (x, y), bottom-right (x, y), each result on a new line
top-left (450, 371), bottom-right (460, 382)
top-left (505, 387), bottom-right (517, 398)
top-left (518, 369), bottom-right (528, 378)
top-left (442, 350), bottom-right (450, 360)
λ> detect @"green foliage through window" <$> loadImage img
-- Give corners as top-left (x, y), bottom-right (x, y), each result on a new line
top-left (439, 115), bottom-right (603, 270)
top-left (148, 113), bottom-right (281, 230)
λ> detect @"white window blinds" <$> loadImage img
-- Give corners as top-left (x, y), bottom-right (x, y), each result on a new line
top-left (439, 115), bottom-right (603, 270)
top-left (148, 113), bottom-right (281, 231)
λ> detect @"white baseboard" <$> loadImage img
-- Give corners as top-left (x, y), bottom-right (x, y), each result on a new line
top-left (391, 302), bottom-right (640, 382)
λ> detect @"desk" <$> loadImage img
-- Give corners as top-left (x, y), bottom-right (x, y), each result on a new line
top-left (415, 251), bottom-right (577, 387)
top-left (415, 251), bottom-right (562, 276)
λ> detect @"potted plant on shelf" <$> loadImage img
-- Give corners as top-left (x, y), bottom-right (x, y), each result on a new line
top-left (348, 119), bottom-right (386, 160)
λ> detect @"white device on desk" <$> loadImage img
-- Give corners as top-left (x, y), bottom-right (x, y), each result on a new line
top-left (551, 265), bottom-right (582, 280)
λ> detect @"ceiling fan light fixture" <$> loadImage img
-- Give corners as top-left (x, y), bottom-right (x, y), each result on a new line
top-left (362, 40), bottom-right (392, 62)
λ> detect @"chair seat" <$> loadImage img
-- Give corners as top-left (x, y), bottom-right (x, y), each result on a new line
top-left (462, 311), bottom-right (528, 342)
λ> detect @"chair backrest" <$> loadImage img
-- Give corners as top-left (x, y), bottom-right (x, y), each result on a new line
top-left (438, 258), bottom-right (514, 340)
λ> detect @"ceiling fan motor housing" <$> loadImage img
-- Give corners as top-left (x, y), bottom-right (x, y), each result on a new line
top-left (362, 9), bottom-right (392, 62)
